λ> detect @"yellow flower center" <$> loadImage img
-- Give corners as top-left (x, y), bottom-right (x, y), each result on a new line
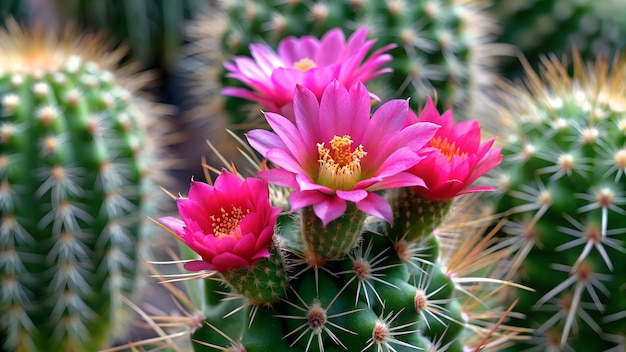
top-left (429, 136), bottom-right (467, 162)
top-left (210, 205), bottom-right (250, 239)
top-left (317, 135), bottom-right (367, 190)
top-left (293, 58), bottom-right (317, 71)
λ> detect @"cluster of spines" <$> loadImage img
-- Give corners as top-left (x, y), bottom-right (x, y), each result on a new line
top-left (486, 53), bottom-right (626, 351)
top-left (0, 49), bottom-right (165, 350)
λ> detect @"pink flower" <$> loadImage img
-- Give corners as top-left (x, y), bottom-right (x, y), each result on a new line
top-left (222, 27), bottom-right (394, 119)
top-left (246, 81), bottom-right (439, 226)
top-left (159, 170), bottom-right (282, 273)
top-left (405, 98), bottom-right (503, 200)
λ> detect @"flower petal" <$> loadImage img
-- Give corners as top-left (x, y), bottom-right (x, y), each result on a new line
top-left (356, 192), bottom-right (393, 224)
top-left (313, 196), bottom-right (348, 227)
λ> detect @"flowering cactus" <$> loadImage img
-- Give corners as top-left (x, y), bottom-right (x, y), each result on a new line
top-left (247, 81), bottom-right (439, 261)
top-left (140, 69), bottom-right (514, 351)
top-left (387, 98), bottom-right (503, 242)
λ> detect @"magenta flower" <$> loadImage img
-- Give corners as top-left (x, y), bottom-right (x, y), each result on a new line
top-left (222, 27), bottom-right (394, 119)
top-left (405, 98), bottom-right (503, 200)
top-left (159, 170), bottom-right (282, 273)
top-left (246, 81), bottom-right (439, 226)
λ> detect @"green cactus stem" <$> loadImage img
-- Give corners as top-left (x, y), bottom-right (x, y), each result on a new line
top-left (486, 52), bottom-right (626, 351)
top-left (0, 21), bottom-right (169, 352)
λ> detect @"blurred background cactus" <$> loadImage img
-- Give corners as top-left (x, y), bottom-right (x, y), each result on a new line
top-left (487, 0), bottom-right (626, 78)
top-left (54, 0), bottom-right (212, 76)
top-left (485, 53), bottom-right (626, 350)
top-left (0, 0), bottom-right (30, 27)
top-left (0, 21), bottom-right (171, 351)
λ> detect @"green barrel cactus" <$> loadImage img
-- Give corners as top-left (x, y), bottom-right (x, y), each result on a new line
top-left (54, 0), bottom-right (213, 72)
top-left (0, 22), bottom-right (169, 351)
top-left (488, 0), bottom-right (626, 77)
top-left (486, 53), bottom-right (626, 350)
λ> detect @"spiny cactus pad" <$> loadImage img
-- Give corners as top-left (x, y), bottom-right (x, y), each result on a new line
top-left (0, 23), bottom-right (168, 351)
top-left (183, 207), bottom-right (511, 352)
top-left (488, 53), bottom-right (626, 350)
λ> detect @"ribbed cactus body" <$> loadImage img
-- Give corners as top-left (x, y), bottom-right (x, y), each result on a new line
top-left (171, 200), bottom-right (522, 352)
top-left (55, 0), bottom-right (212, 72)
top-left (189, 227), bottom-right (472, 351)
top-left (489, 0), bottom-right (626, 77)
top-left (0, 24), bottom-right (166, 352)
top-left (488, 54), bottom-right (626, 350)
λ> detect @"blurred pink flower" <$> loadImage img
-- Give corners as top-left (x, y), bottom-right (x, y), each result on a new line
top-left (159, 170), bottom-right (281, 273)
top-left (405, 98), bottom-right (503, 200)
top-left (222, 27), bottom-right (394, 119)
top-left (246, 81), bottom-right (439, 226)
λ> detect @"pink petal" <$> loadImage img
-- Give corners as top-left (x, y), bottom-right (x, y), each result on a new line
top-left (365, 172), bottom-right (426, 191)
top-left (313, 196), bottom-right (348, 227)
top-left (183, 260), bottom-right (214, 272)
top-left (289, 190), bottom-right (327, 211)
top-left (257, 168), bottom-right (299, 188)
top-left (356, 192), bottom-right (393, 224)
top-left (319, 81), bottom-right (352, 141)
top-left (264, 112), bottom-right (309, 164)
top-left (246, 129), bottom-right (287, 157)
top-left (315, 28), bottom-right (344, 65)
top-left (301, 67), bottom-right (336, 98)
top-left (293, 85), bottom-right (322, 148)
top-left (212, 253), bottom-right (251, 272)
top-left (232, 233), bottom-right (259, 259)
top-left (336, 189), bottom-right (368, 203)
top-left (158, 216), bottom-right (185, 235)
top-left (250, 44), bottom-right (284, 73)
top-left (265, 148), bottom-right (305, 173)
top-left (373, 147), bottom-right (424, 178)
top-left (296, 173), bottom-right (334, 194)
top-left (251, 247), bottom-right (271, 261)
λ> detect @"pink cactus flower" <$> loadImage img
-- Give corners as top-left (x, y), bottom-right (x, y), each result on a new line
top-left (246, 80), bottom-right (439, 226)
top-left (406, 98), bottom-right (503, 200)
top-left (159, 170), bottom-right (282, 273)
top-left (222, 27), bottom-right (394, 119)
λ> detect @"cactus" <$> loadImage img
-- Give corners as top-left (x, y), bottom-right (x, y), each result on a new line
top-left (486, 52), bottom-right (626, 350)
top-left (0, 21), bottom-right (170, 351)
top-left (147, 71), bottom-right (517, 351)
top-left (488, 0), bottom-right (626, 77)
top-left (54, 0), bottom-right (213, 73)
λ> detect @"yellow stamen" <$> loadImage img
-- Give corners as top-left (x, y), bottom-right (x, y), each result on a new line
top-left (429, 136), bottom-right (467, 161)
top-left (317, 135), bottom-right (367, 190)
top-left (293, 58), bottom-right (317, 71)
top-left (210, 205), bottom-right (249, 239)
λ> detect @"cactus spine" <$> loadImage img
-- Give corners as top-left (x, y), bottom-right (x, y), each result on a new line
top-left (0, 22), bottom-right (169, 351)
top-left (487, 53), bottom-right (626, 351)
